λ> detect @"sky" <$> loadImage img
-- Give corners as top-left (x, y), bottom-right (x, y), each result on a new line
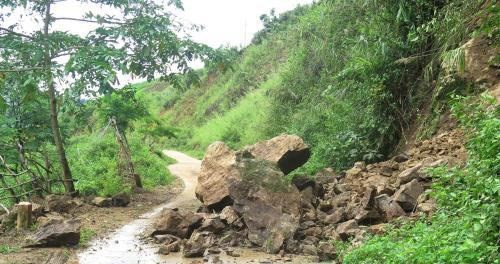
top-left (178, 0), bottom-right (314, 48)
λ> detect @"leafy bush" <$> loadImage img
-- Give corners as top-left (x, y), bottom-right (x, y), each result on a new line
top-left (67, 132), bottom-right (173, 196)
top-left (343, 94), bottom-right (499, 263)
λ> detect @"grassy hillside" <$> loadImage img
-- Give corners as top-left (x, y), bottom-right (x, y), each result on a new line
top-left (139, 0), bottom-right (495, 175)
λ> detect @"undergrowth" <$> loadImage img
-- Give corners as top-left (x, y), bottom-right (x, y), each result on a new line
top-left (79, 228), bottom-right (97, 247)
top-left (66, 132), bottom-right (174, 196)
top-left (342, 93), bottom-right (499, 263)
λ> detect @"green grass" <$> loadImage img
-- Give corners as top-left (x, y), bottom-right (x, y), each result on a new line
top-left (79, 228), bottom-right (97, 247)
top-left (0, 244), bottom-right (19, 254)
top-left (66, 131), bottom-right (174, 196)
top-left (190, 74), bottom-right (277, 151)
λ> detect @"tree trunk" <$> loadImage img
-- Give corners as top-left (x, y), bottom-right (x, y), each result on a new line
top-left (16, 202), bottom-right (32, 230)
top-left (43, 1), bottom-right (75, 195)
top-left (16, 139), bottom-right (43, 196)
top-left (110, 117), bottom-right (143, 188)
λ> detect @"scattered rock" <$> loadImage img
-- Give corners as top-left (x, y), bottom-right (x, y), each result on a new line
top-left (153, 234), bottom-right (180, 245)
top-left (360, 187), bottom-right (376, 209)
top-left (45, 195), bottom-right (75, 213)
top-left (417, 201), bottom-right (436, 215)
top-left (183, 231), bottom-right (216, 258)
top-left (199, 216), bottom-right (226, 234)
top-left (158, 240), bottom-right (181, 255)
top-left (392, 153), bottom-right (409, 163)
top-left (396, 164), bottom-right (422, 186)
top-left (324, 208), bottom-right (347, 225)
top-left (393, 179), bottom-right (424, 211)
top-left (367, 223), bottom-right (387, 235)
top-left (151, 208), bottom-right (203, 238)
top-left (111, 193), bottom-right (130, 207)
top-left (318, 241), bottom-right (336, 261)
top-left (91, 197), bottom-right (113, 208)
top-left (375, 194), bottom-right (406, 221)
top-left (220, 206), bottom-right (243, 228)
top-left (301, 244), bottom-right (318, 256)
top-left (225, 248), bottom-right (240, 257)
top-left (336, 220), bottom-right (360, 240)
top-left (30, 219), bottom-right (81, 247)
top-left (354, 208), bottom-right (382, 225)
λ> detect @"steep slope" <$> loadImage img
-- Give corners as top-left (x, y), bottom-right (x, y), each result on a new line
top-left (139, 0), bottom-right (496, 175)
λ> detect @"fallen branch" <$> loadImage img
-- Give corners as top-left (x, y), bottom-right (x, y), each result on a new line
top-left (0, 203), bottom-right (9, 215)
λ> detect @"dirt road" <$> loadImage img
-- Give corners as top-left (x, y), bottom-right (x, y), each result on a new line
top-left (78, 150), bottom-right (201, 264)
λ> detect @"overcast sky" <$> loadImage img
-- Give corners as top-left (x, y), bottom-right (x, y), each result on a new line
top-left (178, 0), bottom-right (314, 48)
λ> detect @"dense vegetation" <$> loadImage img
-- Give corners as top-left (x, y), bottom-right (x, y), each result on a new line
top-left (343, 94), bottom-right (499, 263)
top-left (142, 0), bottom-right (495, 175)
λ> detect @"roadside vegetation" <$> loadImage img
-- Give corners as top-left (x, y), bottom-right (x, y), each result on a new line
top-left (342, 94), bottom-right (499, 263)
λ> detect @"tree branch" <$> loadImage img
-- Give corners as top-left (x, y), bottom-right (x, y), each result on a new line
top-left (0, 27), bottom-right (34, 39)
top-left (53, 17), bottom-right (124, 25)
top-left (0, 67), bottom-right (44, 73)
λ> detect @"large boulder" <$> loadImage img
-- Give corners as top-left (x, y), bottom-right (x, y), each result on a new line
top-left (196, 141), bottom-right (302, 253)
top-left (30, 219), bottom-right (81, 247)
top-left (195, 142), bottom-right (241, 210)
top-left (150, 208), bottom-right (203, 239)
top-left (229, 158), bottom-right (301, 253)
top-left (245, 134), bottom-right (310, 175)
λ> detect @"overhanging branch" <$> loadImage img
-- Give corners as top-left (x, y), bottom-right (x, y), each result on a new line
top-left (0, 67), bottom-right (44, 73)
top-left (53, 17), bottom-right (124, 25)
top-left (0, 27), bottom-right (34, 39)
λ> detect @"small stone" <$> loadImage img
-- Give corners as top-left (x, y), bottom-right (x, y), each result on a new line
top-left (396, 164), bottom-right (422, 186)
top-left (91, 197), bottom-right (113, 207)
top-left (392, 154), bottom-right (409, 163)
top-left (367, 224), bottom-right (387, 235)
top-left (394, 179), bottom-right (424, 212)
top-left (302, 244), bottom-right (318, 256)
top-left (336, 220), bottom-right (360, 241)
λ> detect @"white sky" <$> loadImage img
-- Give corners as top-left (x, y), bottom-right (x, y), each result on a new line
top-left (178, 0), bottom-right (314, 48)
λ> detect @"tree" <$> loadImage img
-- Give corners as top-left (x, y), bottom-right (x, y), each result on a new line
top-left (0, 0), bottom-right (212, 194)
top-left (97, 85), bottom-right (149, 188)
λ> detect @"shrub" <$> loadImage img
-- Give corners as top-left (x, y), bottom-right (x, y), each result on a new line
top-left (344, 94), bottom-right (500, 263)
top-left (67, 132), bottom-right (173, 196)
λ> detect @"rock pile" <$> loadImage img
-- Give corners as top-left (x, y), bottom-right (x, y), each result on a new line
top-left (148, 131), bottom-right (465, 261)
